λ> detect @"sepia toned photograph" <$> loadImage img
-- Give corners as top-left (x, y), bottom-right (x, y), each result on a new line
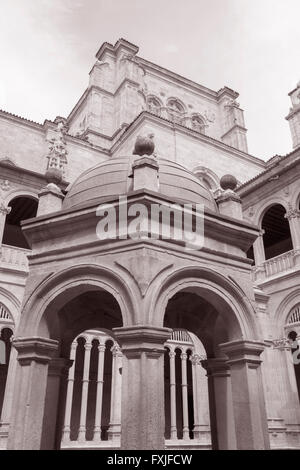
top-left (0, 0), bottom-right (299, 457)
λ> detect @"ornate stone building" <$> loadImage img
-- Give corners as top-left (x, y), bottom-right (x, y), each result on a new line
top-left (0, 38), bottom-right (299, 450)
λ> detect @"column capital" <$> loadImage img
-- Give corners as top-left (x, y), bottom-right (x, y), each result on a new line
top-left (98, 344), bottom-right (106, 353)
top-left (180, 352), bottom-right (188, 360)
top-left (284, 207), bottom-right (300, 220)
top-left (111, 343), bottom-right (122, 357)
top-left (13, 336), bottom-right (59, 365)
top-left (0, 201), bottom-right (11, 216)
top-left (219, 339), bottom-right (265, 367)
top-left (190, 353), bottom-right (206, 365)
top-left (48, 357), bottom-right (73, 377)
top-left (202, 357), bottom-right (230, 377)
top-left (113, 325), bottom-right (172, 357)
top-left (84, 341), bottom-right (93, 351)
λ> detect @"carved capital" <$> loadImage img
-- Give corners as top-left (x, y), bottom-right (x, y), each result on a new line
top-left (0, 202), bottom-right (11, 216)
top-left (285, 207), bottom-right (300, 220)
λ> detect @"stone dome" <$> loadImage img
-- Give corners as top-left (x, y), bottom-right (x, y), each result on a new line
top-left (63, 155), bottom-right (217, 212)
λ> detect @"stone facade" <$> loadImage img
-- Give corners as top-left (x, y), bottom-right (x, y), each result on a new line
top-left (0, 38), bottom-right (299, 450)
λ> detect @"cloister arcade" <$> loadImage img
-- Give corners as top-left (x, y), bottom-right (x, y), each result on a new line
top-left (0, 260), bottom-right (270, 450)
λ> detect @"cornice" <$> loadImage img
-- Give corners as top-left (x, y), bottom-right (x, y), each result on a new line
top-left (0, 161), bottom-right (69, 189)
top-left (221, 124), bottom-right (248, 139)
top-left (0, 109), bottom-right (44, 132)
top-left (238, 150), bottom-right (300, 197)
top-left (95, 38), bottom-right (139, 61)
top-left (110, 111), bottom-right (266, 168)
top-left (138, 58), bottom-right (239, 103)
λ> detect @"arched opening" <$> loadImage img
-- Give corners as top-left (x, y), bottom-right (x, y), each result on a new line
top-left (163, 329), bottom-right (206, 446)
top-left (167, 99), bottom-right (185, 125)
top-left (36, 288), bottom-right (124, 450)
top-left (157, 272), bottom-right (264, 450)
top-left (261, 204), bottom-right (293, 260)
top-left (194, 168), bottom-right (219, 192)
top-left (147, 96), bottom-right (162, 117)
top-left (163, 290), bottom-right (231, 450)
top-left (65, 330), bottom-right (117, 445)
top-left (2, 196), bottom-right (38, 249)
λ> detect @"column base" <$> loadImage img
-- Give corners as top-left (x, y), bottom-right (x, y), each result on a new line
top-left (107, 423), bottom-right (121, 441)
top-left (0, 422), bottom-right (9, 449)
top-left (267, 418), bottom-right (287, 449)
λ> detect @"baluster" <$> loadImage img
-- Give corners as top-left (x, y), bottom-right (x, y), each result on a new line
top-left (93, 343), bottom-right (106, 441)
top-left (78, 339), bottom-right (92, 441)
top-left (62, 341), bottom-right (78, 442)
top-left (169, 349), bottom-right (177, 439)
top-left (181, 351), bottom-right (189, 440)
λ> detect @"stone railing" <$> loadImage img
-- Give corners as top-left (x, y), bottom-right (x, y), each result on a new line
top-left (0, 244), bottom-right (29, 271)
top-left (252, 249), bottom-right (296, 281)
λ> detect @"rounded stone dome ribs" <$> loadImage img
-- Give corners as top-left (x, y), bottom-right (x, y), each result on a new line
top-left (63, 155), bottom-right (217, 212)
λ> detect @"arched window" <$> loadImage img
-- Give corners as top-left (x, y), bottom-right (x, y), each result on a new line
top-left (167, 99), bottom-right (185, 124)
top-left (261, 204), bottom-right (293, 260)
top-left (2, 196), bottom-right (38, 249)
top-left (147, 96), bottom-right (161, 117)
top-left (191, 115), bottom-right (206, 134)
top-left (194, 168), bottom-right (219, 191)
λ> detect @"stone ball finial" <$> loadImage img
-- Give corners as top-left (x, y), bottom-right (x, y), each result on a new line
top-left (45, 167), bottom-right (63, 185)
top-left (133, 133), bottom-right (155, 156)
top-left (220, 174), bottom-right (238, 191)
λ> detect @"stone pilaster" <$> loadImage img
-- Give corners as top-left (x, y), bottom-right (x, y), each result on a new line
top-left (7, 337), bottom-right (58, 450)
top-left (40, 357), bottom-right (72, 450)
top-left (202, 357), bottom-right (237, 450)
top-left (113, 325), bottom-right (172, 450)
top-left (219, 340), bottom-right (270, 450)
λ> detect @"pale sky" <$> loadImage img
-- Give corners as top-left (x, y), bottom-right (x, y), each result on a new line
top-left (0, 0), bottom-right (299, 160)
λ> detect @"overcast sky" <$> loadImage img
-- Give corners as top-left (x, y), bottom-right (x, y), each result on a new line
top-left (0, 0), bottom-right (299, 160)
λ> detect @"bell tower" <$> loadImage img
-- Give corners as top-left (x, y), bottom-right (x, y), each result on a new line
top-left (286, 81), bottom-right (300, 149)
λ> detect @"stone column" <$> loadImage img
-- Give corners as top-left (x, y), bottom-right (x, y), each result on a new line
top-left (61, 341), bottom-right (77, 442)
top-left (285, 208), bottom-right (300, 264)
top-left (181, 351), bottom-right (189, 440)
top-left (169, 349), bottom-right (177, 439)
top-left (253, 230), bottom-right (266, 279)
top-left (7, 337), bottom-right (58, 450)
top-left (203, 357), bottom-right (237, 450)
top-left (108, 343), bottom-right (122, 441)
top-left (41, 357), bottom-right (72, 450)
top-left (93, 343), bottom-right (106, 441)
top-left (219, 340), bottom-right (270, 450)
top-left (0, 202), bottom-right (11, 246)
top-left (113, 325), bottom-right (172, 450)
top-left (78, 339), bottom-right (92, 442)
